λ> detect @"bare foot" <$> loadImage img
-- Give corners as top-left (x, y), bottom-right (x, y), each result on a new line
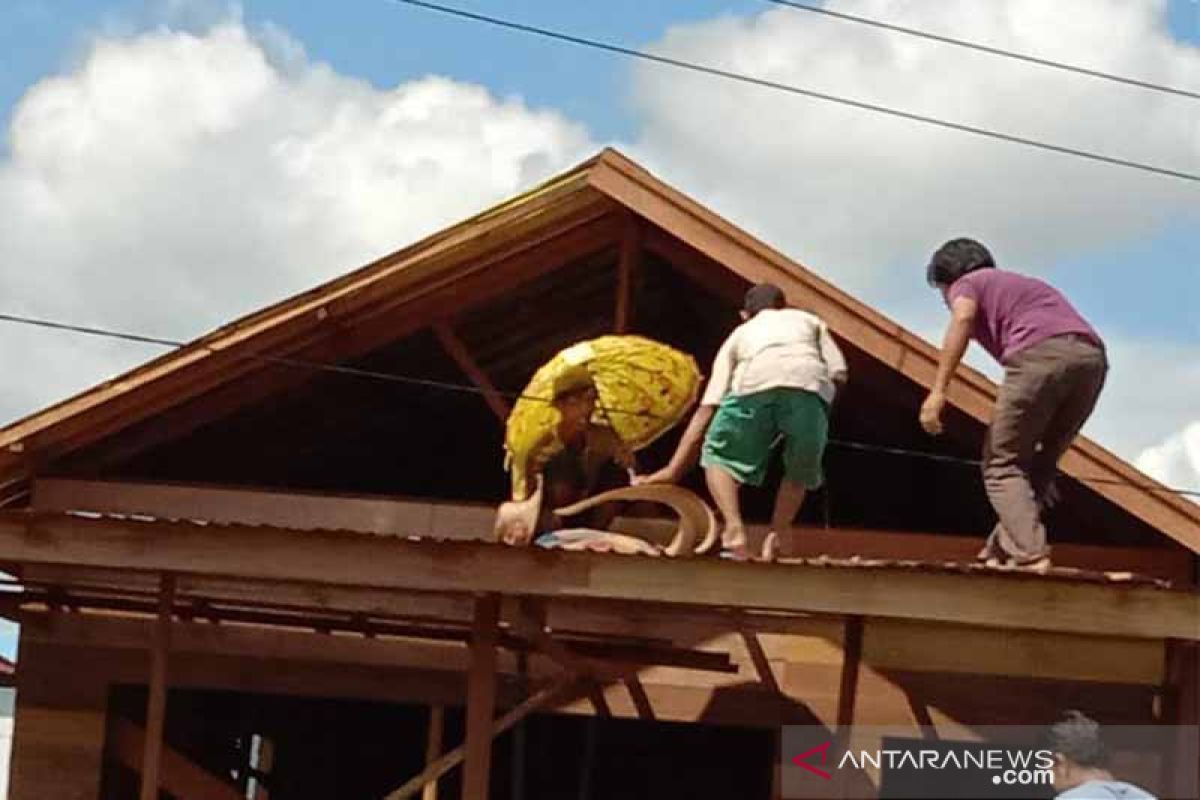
top-left (760, 531), bottom-right (780, 562)
top-left (721, 523), bottom-right (749, 560)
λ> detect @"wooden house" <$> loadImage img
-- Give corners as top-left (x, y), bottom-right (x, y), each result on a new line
top-left (0, 149), bottom-right (1195, 799)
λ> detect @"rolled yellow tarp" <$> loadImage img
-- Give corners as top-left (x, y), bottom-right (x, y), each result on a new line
top-left (504, 335), bottom-right (700, 501)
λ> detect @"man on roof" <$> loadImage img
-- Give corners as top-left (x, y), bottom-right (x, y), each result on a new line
top-left (636, 283), bottom-right (848, 560)
top-left (919, 238), bottom-right (1107, 570)
top-left (495, 367), bottom-right (633, 546)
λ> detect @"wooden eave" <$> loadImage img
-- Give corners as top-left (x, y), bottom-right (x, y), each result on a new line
top-left (0, 148), bottom-right (1196, 552)
top-left (0, 511), bottom-right (1196, 641)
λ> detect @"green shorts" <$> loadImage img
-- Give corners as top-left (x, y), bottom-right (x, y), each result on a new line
top-left (700, 387), bottom-right (829, 489)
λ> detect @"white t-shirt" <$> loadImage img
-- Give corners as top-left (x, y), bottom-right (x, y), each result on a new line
top-left (1056, 780), bottom-right (1156, 799)
top-left (700, 308), bottom-right (848, 406)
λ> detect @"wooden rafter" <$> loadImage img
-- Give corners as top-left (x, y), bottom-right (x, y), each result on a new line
top-left (614, 214), bottom-right (640, 333)
top-left (112, 718), bottom-right (242, 800)
top-left (384, 680), bottom-right (574, 800)
top-left (433, 322), bottom-right (510, 423)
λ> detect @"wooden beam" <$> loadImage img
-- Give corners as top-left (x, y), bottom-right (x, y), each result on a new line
top-left (112, 717), bottom-right (242, 800)
top-left (422, 706), bottom-right (445, 800)
top-left (139, 573), bottom-right (175, 800)
top-left (1, 512), bottom-right (1195, 640)
top-left (614, 215), bottom-right (640, 333)
top-left (384, 680), bottom-right (572, 800)
top-left (33, 478), bottom-right (1192, 583)
top-left (464, 594), bottom-right (501, 800)
top-left (433, 322), bottom-right (510, 423)
top-left (510, 598), bottom-right (625, 680)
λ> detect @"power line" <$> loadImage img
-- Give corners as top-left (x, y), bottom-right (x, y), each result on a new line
top-left (827, 439), bottom-right (1200, 499)
top-left (2, 310), bottom-right (1199, 500)
top-left (388, 0), bottom-right (1200, 184)
top-left (760, 0), bottom-right (1200, 101)
top-left (0, 312), bottom-right (653, 416)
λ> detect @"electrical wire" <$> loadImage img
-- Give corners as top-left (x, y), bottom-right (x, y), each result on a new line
top-left (388, 0), bottom-right (1200, 184)
top-left (759, 0), bottom-right (1200, 101)
top-left (2, 310), bottom-right (1198, 499)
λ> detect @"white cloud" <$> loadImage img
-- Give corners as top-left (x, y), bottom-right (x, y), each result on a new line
top-left (629, 0), bottom-right (1200, 294)
top-left (1136, 422), bottom-right (1200, 498)
top-left (0, 19), bottom-right (593, 424)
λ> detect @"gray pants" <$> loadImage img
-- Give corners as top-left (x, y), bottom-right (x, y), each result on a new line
top-left (981, 334), bottom-right (1108, 563)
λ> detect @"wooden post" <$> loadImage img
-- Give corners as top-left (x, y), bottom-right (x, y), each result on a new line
top-left (464, 594), bottom-right (501, 800)
top-left (139, 573), bottom-right (175, 800)
top-left (614, 215), bottom-right (640, 333)
top-left (511, 653), bottom-right (529, 800)
top-left (422, 706), bottom-right (445, 800)
top-left (836, 615), bottom-right (864, 733)
top-left (1163, 639), bottom-right (1199, 799)
top-left (433, 322), bottom-right (510, 423)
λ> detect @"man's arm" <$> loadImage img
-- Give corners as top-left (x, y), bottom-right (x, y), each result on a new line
top-left (817, 320), bottom-right (849, 391)
top-left (919, 295), bottom-right (977, 436)
top-left (636, 333), bottom-right (736, 485)
top-left (635, 404), bottom-right (716, 485)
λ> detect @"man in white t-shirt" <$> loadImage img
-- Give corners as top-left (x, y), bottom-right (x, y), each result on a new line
top-left (636, 283), bottom-right (847, 559)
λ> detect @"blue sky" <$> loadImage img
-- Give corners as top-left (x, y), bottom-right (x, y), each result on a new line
top-left (6, 0), bottom-right (1191, 141)
top-left (3, 0), bottom-right (1196, 346)
top-left (0, 1), bottom-right (1197, 661)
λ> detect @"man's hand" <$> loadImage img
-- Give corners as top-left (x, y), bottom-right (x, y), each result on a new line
top-left (632, 466), bottom-right (681, 486)
top-left (919, 391), bottom-right (946, 436)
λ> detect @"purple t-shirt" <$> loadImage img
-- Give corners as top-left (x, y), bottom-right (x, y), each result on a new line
top-left (948, 269), bottom-right (1102, 364)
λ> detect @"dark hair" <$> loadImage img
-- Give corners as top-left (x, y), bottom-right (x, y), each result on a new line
top-left (926, 238), bottom-right (995, 288)
top-left (743, 283), bottom-right (786, 315)
top-left (1047, 711), bottom-right (1107, 768)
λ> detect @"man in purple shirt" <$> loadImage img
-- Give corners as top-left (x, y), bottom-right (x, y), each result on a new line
top-left (919, 238), bottom-right (1107, 568)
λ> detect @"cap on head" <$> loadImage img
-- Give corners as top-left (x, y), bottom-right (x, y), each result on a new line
top-left (743, 283), bottom-right (786, 315)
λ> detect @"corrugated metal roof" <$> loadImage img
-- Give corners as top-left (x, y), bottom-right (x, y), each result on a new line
top-left (46, 509), bottom-right (1175, 590)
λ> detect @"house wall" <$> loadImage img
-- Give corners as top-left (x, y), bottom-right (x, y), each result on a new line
top-left (8, 611), bottom-right (1186, 800)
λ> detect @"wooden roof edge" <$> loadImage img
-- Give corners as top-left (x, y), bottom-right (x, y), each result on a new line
top-left (1, 511), bottom-right (1196, 641)
top-left (588, 148), bottom-right (1200, 550)
top-left (0, 154), bottom-right (607, 451)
